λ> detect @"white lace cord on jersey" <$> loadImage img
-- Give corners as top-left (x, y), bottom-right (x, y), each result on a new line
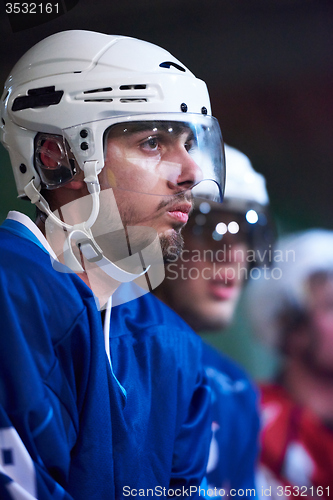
top-left (103, 296), bottom-right (112, 366)
top-left (103, 295), bottom-right (127, 400)
top-left (24, 160), bottom-right (150, 282)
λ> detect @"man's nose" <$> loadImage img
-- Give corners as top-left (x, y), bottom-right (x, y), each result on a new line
top-left (166, 146), bottom-right (203, 192)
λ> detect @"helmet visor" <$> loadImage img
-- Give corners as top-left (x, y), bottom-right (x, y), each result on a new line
top-left (64, 113), bottom-right (225, 203)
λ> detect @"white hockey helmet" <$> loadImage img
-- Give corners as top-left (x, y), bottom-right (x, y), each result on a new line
top-left (223, 144), bottom-right (268, 209)
top-left (188, 144), bottom-right (273, 263)
top-left (0, 30), bottom-right (224, 202)
top-left (193, 144), bottom-right (268, 208)
top-left (245, 229), bottom-right (333, 349)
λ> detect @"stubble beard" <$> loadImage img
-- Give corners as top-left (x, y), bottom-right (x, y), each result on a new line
top-left (159, 229), bottom-right (184, 262)
top-left (154, 192), bottom-right (191, 261)
top-left (116, 192), bottom-right (191, 262)
top-left (118, 209), bottom-right (185, 262)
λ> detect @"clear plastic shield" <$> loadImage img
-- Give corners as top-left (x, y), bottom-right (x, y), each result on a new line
top-left (44, 113), bottom-right (225, 307)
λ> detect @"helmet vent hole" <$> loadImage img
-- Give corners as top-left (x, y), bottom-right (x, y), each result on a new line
top-left (84, 99), bottom-right (113, 103)
top-left (119, 85), bottom-right (147, 90)
top-left (1, 119), bottom-right (5, 126)
top-left (84, 87), bottom-right (113, 94)
top-left (159, 61), bottom-right (186, 72)
top-left (120, 98), bottom-right (147, 103)
top-left (12, 86), bottom-right (63, 111)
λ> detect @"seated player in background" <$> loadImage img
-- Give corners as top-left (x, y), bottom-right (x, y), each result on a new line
top-left (155, 144), bottom-right (274, 497)
top-left (246, 230), bottom-right (333, 500)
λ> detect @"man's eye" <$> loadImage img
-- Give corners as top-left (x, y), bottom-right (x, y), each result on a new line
top-left (141, 136), bottom-right (159, 151)
top-left (185, 139), bottom-right (194, 152)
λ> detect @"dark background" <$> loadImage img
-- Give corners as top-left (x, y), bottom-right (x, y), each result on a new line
top-left (1, 0), bottom-right (333, 230)
top-left (0, 0), bottom-right (332, 377)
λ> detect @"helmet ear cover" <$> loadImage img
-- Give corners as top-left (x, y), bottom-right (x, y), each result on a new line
top-left (34, 133), bottom-right (78, 189)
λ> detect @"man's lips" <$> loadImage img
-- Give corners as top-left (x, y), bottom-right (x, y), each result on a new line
top-left (207, 274), bottom-right (240, 300)
top-left (208, 282), bottom-right (238, 300)
top-left (167, 203), bottom-right (192, 224)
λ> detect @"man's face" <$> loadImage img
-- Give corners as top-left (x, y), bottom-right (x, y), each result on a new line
top-left (161, 208), bottom-right (250, 331)
top-left (99, 122), bottom-right (203, 258)
top-left (295, 273), bottom-right (333, 376)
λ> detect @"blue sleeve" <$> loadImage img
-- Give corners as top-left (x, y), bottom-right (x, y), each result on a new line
top-left (169, 354), bottom-right (212, 498)
top-left (0, 341), bottom-right (74, 500)
top-left (0, 406), bottom-right (75, 500)
top-left (203, 343), bottom-right (260, 498)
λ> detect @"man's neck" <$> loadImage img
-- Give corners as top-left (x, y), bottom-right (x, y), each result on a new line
top-left (35, 213), bottom-right (46, 235)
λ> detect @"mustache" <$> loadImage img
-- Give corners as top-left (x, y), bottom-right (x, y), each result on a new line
top-left (156, 190), bottom-right (194, 212)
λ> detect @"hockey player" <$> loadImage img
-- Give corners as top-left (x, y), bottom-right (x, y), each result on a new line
top-left (155, 144), bottom-right (273, 497)
top-left (246, 230), bottom-right (333, 499)
top-left (0, 30), bottom-right (225, 499)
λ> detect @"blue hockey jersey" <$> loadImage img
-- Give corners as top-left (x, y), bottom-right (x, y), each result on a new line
top-left (0, 213), bottom-right (211, 499)
top-left (202, 342), bottom-right (260, 498)
top-left (110, 286), bottom-right (212, 496)
top-left (0, 215), bottom-right (118, 499)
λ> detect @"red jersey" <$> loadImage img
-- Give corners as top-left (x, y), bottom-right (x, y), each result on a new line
top-left (258, 384), bottom-right (333, 500)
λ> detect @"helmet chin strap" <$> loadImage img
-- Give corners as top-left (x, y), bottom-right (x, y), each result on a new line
top-left (24, 160), bottom-right (150, 282)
